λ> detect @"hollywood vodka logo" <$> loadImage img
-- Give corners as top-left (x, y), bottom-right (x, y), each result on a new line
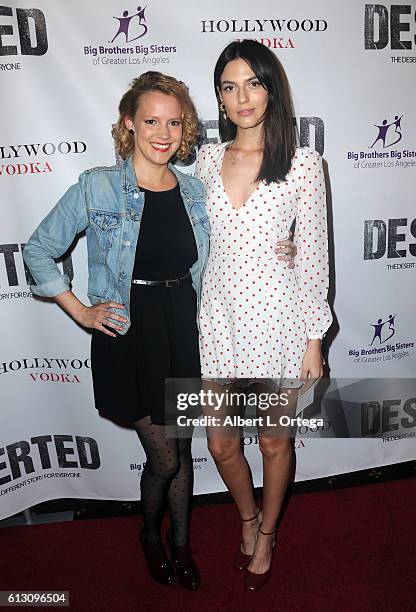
top-left (110, 5), bottom-right (148, 43)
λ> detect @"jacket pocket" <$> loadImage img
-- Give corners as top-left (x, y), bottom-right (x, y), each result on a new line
top-left (90, 211), bottom-right (122, 253)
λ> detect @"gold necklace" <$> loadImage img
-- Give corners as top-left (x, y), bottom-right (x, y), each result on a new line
top-left (226, 144), bottom-right (263, 165)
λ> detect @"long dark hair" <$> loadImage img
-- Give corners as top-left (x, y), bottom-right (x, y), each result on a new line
top-left (214, 40), bottom-right (297, 183)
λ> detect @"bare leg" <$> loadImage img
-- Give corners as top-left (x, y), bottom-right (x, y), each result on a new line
top-left (248, 385), bottom-right (298, 574)
top-left (204, 380), bottom-right (260, 554)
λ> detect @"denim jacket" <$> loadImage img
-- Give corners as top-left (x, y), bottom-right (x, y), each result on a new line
top-left (23, 156), bottom-right (210, 334)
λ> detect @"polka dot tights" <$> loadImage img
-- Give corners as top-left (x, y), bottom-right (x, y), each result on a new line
top-left (133, 416), bottom-right (194, 547)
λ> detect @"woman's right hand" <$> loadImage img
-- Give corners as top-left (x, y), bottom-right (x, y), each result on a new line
top-left (274, 231), bottom-right (297, 269)
top-left (75, 302), bottom-right (128, 337)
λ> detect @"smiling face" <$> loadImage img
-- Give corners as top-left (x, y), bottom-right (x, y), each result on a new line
top-left (125, 90), bottom-right (183, 166)
top-left (218, 58), bottom-right (268, 130)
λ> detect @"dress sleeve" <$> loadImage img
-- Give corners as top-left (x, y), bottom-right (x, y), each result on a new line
top-left (195, 144), bottom-right (210, 183)
top-left (293, 148), bottom-right (332, 339)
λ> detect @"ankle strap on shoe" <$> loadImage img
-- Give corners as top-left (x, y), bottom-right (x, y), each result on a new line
top-left (241, 507), bottom-right (261, 522)
top-left (258, 524), bottom-right (277, 536)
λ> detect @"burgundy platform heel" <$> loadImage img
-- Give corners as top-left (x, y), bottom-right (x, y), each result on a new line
top-left (233, 507), bottom-right (262, 570)
top-left (244, 524), bottom-right (277, 591)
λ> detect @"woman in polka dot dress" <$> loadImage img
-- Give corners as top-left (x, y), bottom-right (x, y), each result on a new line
top-left (196, 40), bottom-right (332, 590)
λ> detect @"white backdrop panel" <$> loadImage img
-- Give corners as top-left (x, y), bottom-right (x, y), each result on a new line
top-left (1, 0), bottom-right (415, 520)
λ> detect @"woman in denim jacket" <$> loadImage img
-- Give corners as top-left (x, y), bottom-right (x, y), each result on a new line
top-left (23, 72), bottom-right (209, 591)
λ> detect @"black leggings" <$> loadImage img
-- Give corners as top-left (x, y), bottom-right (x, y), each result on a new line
top-left (133, 416), bottom-right (194, 547)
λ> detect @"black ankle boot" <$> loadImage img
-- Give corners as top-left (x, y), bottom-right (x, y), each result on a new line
top-left (139, 530), bottom-right (176, 586)
top-left (167, 532), bottom-right (200, 591)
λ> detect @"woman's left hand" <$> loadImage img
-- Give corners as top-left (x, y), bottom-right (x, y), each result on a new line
top-left (275, 232), bottom-right (297, 268)
top-left (300, 339), bottom-right (324, 394)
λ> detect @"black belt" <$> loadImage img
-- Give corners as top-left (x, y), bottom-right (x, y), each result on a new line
top-left (131, 271), bottom-right (191, 287)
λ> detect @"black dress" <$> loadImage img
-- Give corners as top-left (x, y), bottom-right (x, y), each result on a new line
top-left (91, 184), bottom-right (200, 424)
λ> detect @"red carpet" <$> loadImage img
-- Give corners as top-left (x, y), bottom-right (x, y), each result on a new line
top-left (1, 478), bottom-right (415, 612)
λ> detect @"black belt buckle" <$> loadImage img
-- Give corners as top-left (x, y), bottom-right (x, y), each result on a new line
top-left (165, 279), bottom-right (179, 287)
top-left (131, 271), bottom-right (190, 287)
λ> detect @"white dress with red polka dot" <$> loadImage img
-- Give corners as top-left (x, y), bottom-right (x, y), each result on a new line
top-left (195, 142), bottom-right (332, 387)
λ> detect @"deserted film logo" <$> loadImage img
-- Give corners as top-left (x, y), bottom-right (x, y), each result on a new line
top-left (364, 4), bottom-right (416, 63)
top-left (0, 435), bottom-right (100, 490)
top-left (83, 3), bottom-right (177, 67)
top-left (348, 314), bottom-right (415, 364)
top-left (347, 115), bottom-right (416, 170)
top-left (361, 396), bottom-right (416, 439)
top-left (198, 116), bottom-right (325, 157)
top-left (0, 5), bottom-right (48, 72)
top-left (0, 244), bottom-right (73, 301)
top-left (154, 116), bottom-right (325, 168)
top-left (363, 217), bottom-right (416, 271)
top-left (200, 16), bottom-right (328, 50)
top-left (0, 140), bottom-right (87, 177)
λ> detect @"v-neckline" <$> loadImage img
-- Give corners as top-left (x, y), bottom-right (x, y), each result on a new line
top-left (217, 142), bottom-right (262, 212)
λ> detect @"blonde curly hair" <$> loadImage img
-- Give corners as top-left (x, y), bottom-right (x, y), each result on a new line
top-left (112, 71), bottom-right (199, 160)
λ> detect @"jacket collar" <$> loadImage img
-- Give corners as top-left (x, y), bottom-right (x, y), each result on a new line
top-left (121, 156), bottom-right (199, 204)
top-left (121, 155), bottom-right (137, 193)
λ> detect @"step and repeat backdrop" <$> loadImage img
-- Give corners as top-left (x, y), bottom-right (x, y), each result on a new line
top-left (1, 1), bottom-right (415, 520)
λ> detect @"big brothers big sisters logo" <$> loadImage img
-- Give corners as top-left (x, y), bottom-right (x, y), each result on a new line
top-left (348, 313), bottom-right (415, 365)
top-left (83, 3), bottom-right (177, 67)
top-left (347, 114), bottom-right (416, 171)
top-left (109, 5), bottom-right (148, 43)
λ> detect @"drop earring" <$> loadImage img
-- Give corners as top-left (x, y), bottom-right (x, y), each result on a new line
top-left (219, 102), bottom-right (227, 121)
